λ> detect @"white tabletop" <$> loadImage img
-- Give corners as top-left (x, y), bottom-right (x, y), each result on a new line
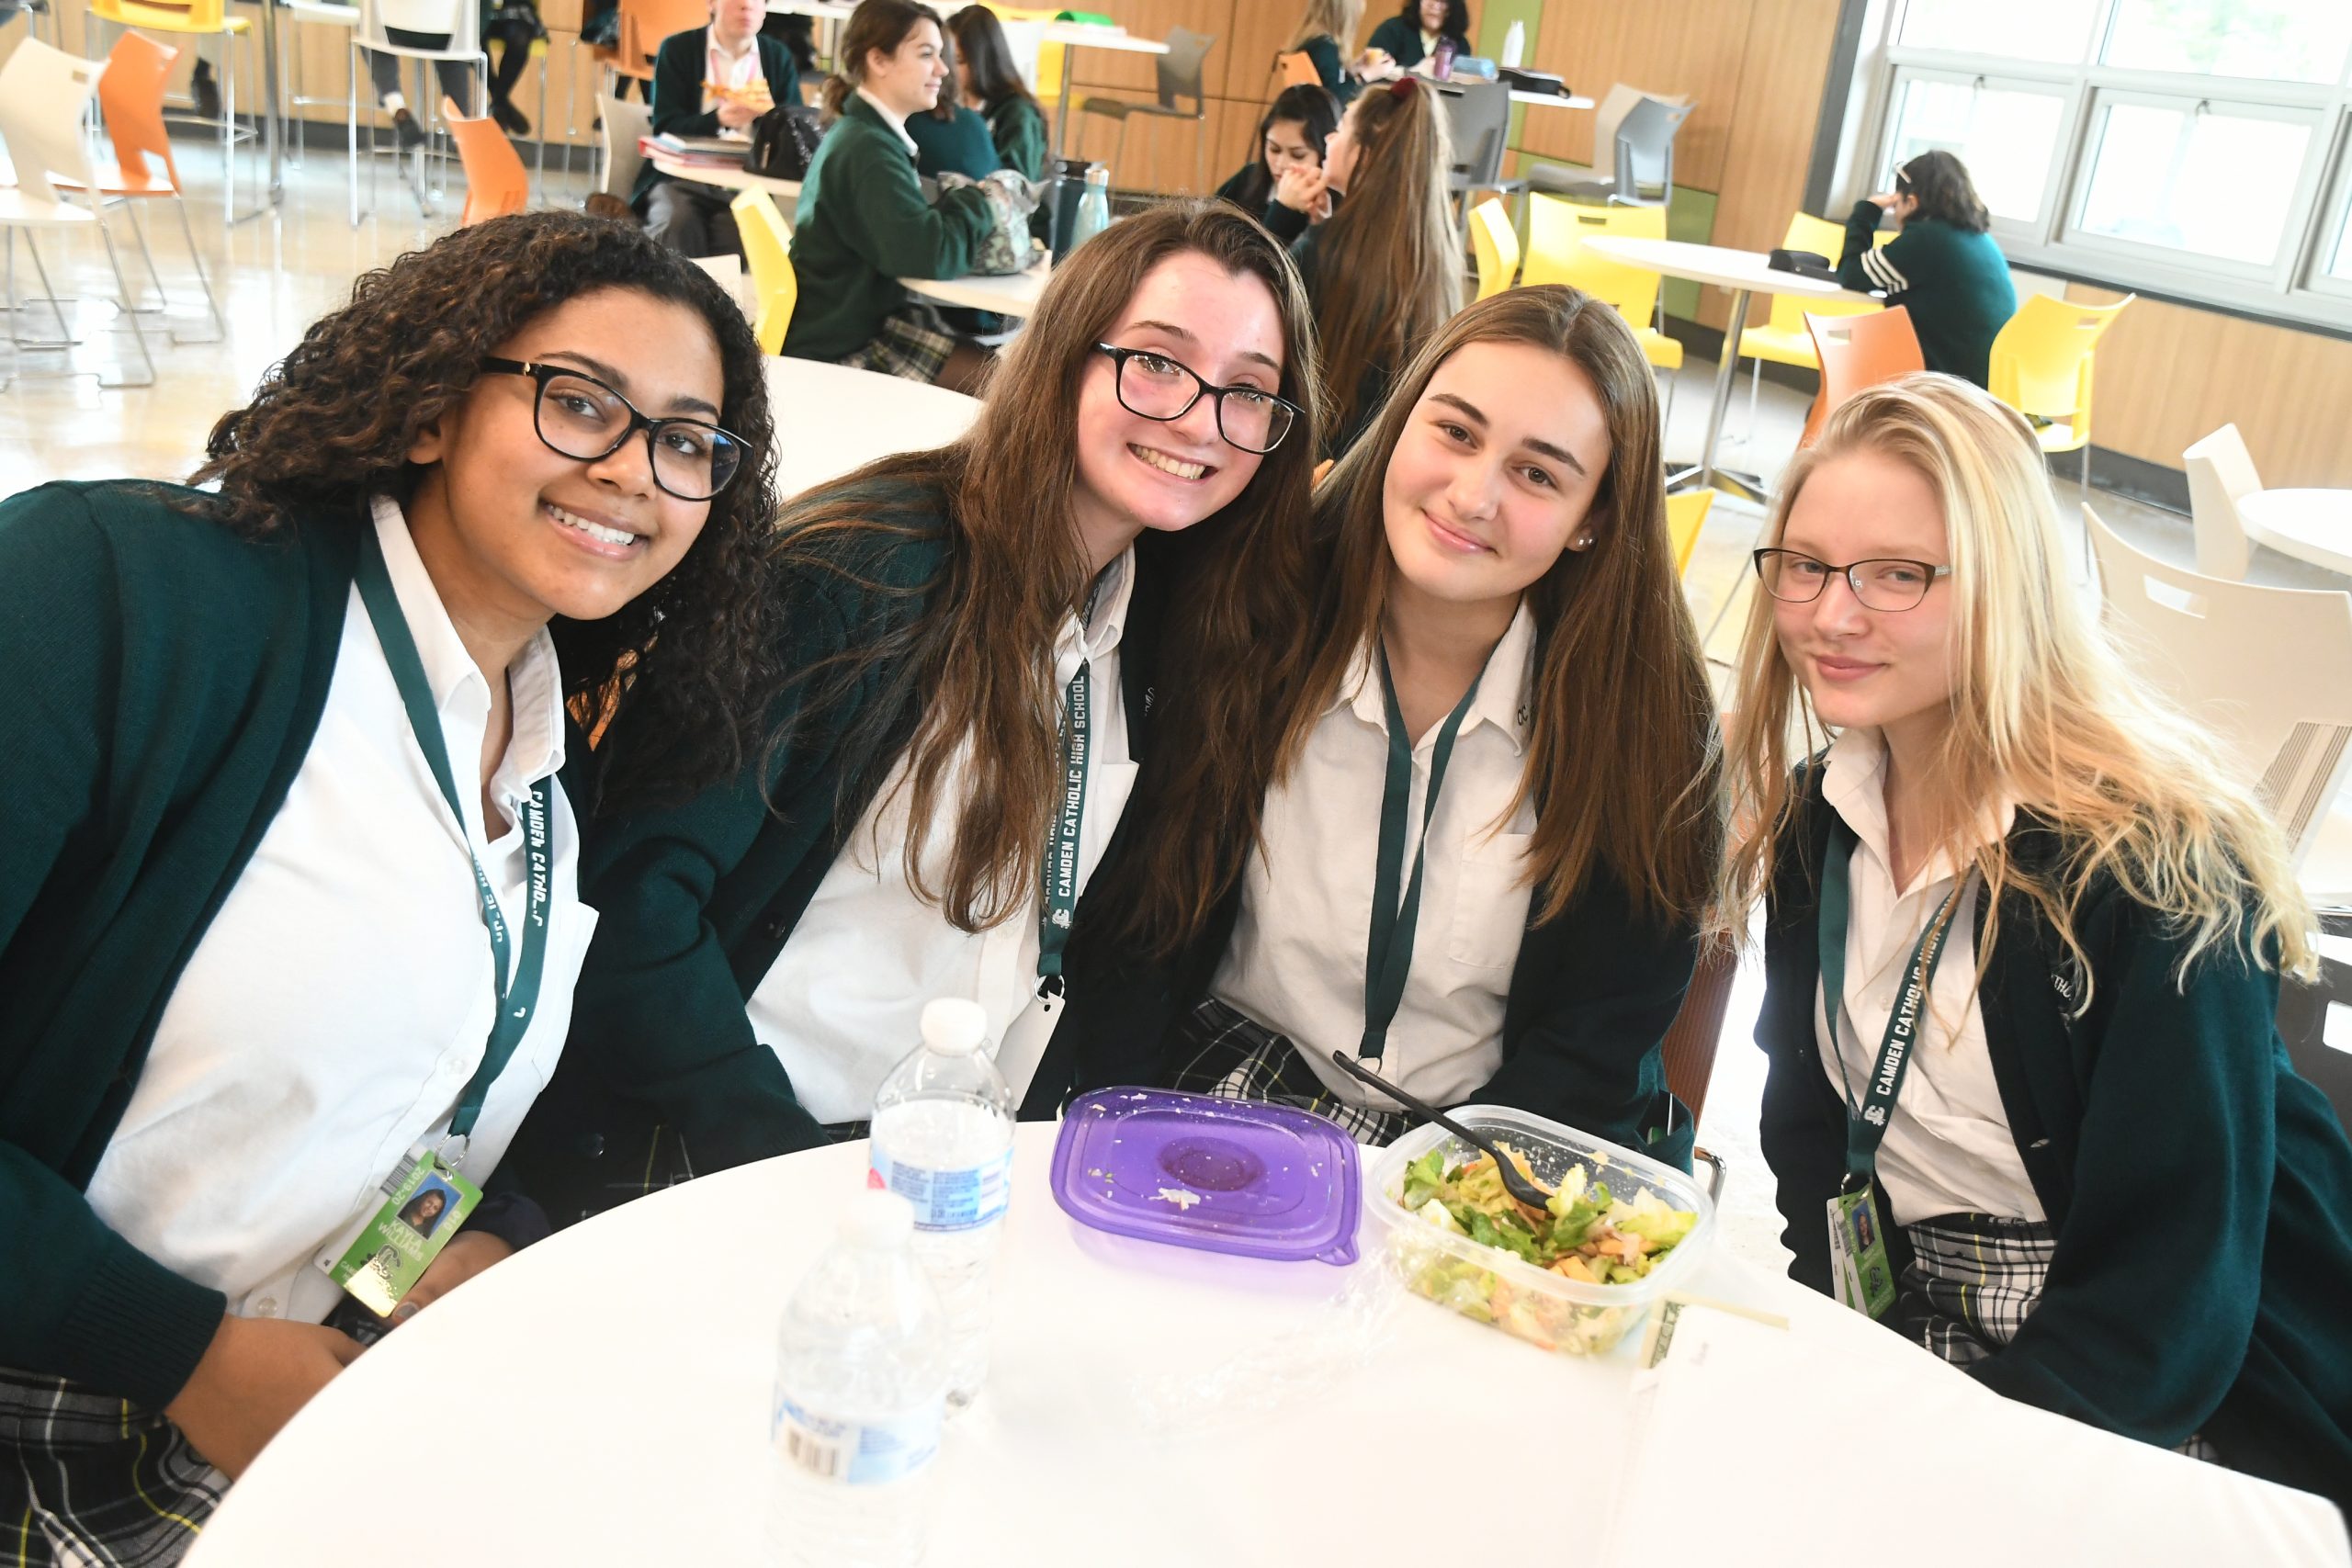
top-left (763, 0), bottom-right (854, 18)
top-left (901, 258), bottom-right (1051, 318)
top-left (189, 1126), bottom-right (2346, 1568)
top-left (2238, 488), bottom-right (2352, 577)
top-left (1586, 234), bottom-right (1871, 299)
top-left (761, 356), bottom-right (979, 500)
top-left (1511, 88), bottom-right (1595, 108)
top-left (648, 149), bottom-right (803, 202)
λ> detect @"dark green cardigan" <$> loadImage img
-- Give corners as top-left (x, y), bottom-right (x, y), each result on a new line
top-left (907, 102), bottom-right (1002, 180)
top-left (1298, 34), bottom-right (1363, 105)
top-left (1365, 15), bottom-right (1467, 72)
top-left (984, 93), bottom-right (1049, 183)
top-left (1758, 774), bottom-right (2352, 1506)
top-left (783, 95), bottom-right (995, 363)
top-left (1837, 201), bottom-right (2018, 389)
top-left (0, 482), bottom-right (356, 1407)
top-left (630, 27), bottom-right (800, 207)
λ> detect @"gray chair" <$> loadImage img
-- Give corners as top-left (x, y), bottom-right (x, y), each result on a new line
top-left (1531, 92), bottom-right (1692, 207)
top-left (2277, 908), bottom-right (2352, 1135)
top-left (1075, 25), bottom-right (1215, 195)
top-left (1438, 81), bottom-right (1525, 216)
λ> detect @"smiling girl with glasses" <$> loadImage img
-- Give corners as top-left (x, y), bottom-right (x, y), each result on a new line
top-left (1721, 372), bottom-right (2352, 1503)
top-left (0, 211), bottom-right (779, 1560)
top-left (510, 199), bottom-right (1325, 1214)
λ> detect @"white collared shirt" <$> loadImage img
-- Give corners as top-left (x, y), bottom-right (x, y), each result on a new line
top-left (1212, 600), bottom-right (1541, 1109)
top-left (857, 86), bottom-right (921, 158)
top-left (84, 499), bottom-right (597, 1326)
top-left (746, 551), bottom-right (1141, 1122)
top-left (703, 29), bottom-right (762, 130)
top-left (1813, 727), bottom-right (2042, 1226)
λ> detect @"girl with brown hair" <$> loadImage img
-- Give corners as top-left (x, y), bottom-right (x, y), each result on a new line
top-left (947, 4), bottom-right (1050, 180)
top-left (1054, 285), bottom-right (1723, 1156)
top-left (517, 200), bottom-right (1325, 1212)
top-left (1268, 76), bottom-right (1461, 457)
top-left (1288, 0), bottom-right (1390, 104)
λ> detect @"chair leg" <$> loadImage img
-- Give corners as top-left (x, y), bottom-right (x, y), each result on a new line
top-left (351, 41), bottom-right (367, 228)
top-left (222, 36), bottom-right (236, 223)
top-left (1744, 355), bottom-right (1760, 445)
top-left (16, 233), bottom-right (74, 349)
top-left (94, 218), bottom-right (157, 388)
top-left (123, 200), bottom-right (170, 314)
top-left (172, 195), bottom-right (226, 343)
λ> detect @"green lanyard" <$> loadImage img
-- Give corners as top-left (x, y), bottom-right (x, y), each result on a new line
top-left (1359, 639), bottom-right (1486, 1062)
top-left (1035, 658), bottom-right (1090, 996)
top-left (1816, 817), bottom-right (1967, 1186)
top-left (353, 526), bottom-right (553, 1148)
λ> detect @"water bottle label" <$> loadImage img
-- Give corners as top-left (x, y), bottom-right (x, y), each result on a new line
top-left (774, 1395), bottom-right (943, 1486)
top-left (867, 1146), bottom-right (1012, 1232)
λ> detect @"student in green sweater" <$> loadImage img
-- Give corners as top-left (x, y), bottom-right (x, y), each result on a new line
top-left (1212, 83), bottom-right (1340, 229)
top-left (1724, 374), bottom-right (2352, 1506)
top-left (785, 0), bottom-right (999, 393)
top-left (509, 200), bottom-right (1325, 1220)
top-left (632, 0), bottom-right (801, 260)
top-left (0, 212), bottom-right (785, 1562)
top-left (1288, 0), bottom-right (1392, 106)
top-left (1838, 151), bottom-right (2018, 389)
top-left (1365, 0), bottom-right (1471, 74)
top-left (947, 4), bottom-right (1051, 181)
top-left (908, 23), bottom-right (1003, 179)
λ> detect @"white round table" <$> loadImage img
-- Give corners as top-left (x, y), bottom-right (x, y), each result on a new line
top-left (1585, 234), bottom-right (1872, 501)
top-left (901, 259), bottom-right (1052, 319)
top-left (2238, 488), bottom-right (2352, 578)
top-left (762, 356), bottom-right (980, 500)
top-left (648, 149), bottom-right (803, 205)
top-left (186, 1126), bottom-right (2347, 1568)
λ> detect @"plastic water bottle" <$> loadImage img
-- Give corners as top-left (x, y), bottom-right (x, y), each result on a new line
top-left (1069, 166), bottom-right (1113, 254)
top-left (869, 998), bottom-right (1016, 1410)
top-left (1501, 18), bottom-right (1525, 68)
top-left (768, 1190), bottom-right (947, 1568)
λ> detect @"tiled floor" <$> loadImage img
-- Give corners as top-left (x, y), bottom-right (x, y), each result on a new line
top-left (6, 146), bottom-right (2335, 1276)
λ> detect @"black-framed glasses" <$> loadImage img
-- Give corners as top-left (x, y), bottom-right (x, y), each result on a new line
top-left (1752, 547), bottom-right (1951, 612)
top-left (481, 357), bottom-right (745, 502)
top-left (1092, 343), bottom-right (1302, 455)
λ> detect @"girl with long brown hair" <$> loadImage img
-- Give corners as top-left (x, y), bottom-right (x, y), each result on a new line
top-left (1267, 76), bottom-right (1461, 457)
top-left (518, 200), bottom-right (1325, 1211)
top-left (1057, 285), bottom-right (1722, 1156)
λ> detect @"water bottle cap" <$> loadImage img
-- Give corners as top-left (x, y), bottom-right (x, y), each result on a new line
top-left (919, 997), bottom-right (989, 1056)
top-left (842, 1189), bottom-right (916, 1248)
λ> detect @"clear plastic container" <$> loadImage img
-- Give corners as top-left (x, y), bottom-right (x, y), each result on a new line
top-left (1362, 1105), bottom-right (1716, 1357)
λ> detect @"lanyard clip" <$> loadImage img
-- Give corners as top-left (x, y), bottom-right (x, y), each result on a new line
top-left (437, 1134), bottom-right (471, 1171)
top-left (1035, 973), bottom-right (1066, 1002)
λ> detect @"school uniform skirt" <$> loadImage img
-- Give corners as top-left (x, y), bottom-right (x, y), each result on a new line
top-left (1167, 998), bottom-right (1409, 1146)
top-left (0, 1369), bottom-right (226, 1567)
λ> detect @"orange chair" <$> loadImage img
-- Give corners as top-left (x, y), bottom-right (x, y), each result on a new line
top-left (593, 0), bottom-right (704, 99)
top-left (1274, 50), bottom-right (1321, 89)
top-left (52, 31), bottom-right (222, 342)
top-left (442, 96), bottom-right (528, 226)
top-left (1798, 305), bottom-right (1923, 448)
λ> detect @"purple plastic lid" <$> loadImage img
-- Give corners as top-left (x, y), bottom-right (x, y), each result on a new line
top-left (1049, 1088), bottom-right (1361, 1266)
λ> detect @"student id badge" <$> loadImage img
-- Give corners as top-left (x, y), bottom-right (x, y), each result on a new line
top-left (317, 1145), bottom-right (482, 1315)
top-left (1826, 1182), bottom-right (1896, 1320)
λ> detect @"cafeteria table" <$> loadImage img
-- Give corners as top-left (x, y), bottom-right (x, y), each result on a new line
top-left (900, 257), bottom-right (1052, 319)
top-left (763, 356), bottom-right (980, 499)
top-left (2238, 488), bottom-right (2352, 578)
top-left (646, 150), bottom-right (803, 204)
top-left (187, 1125), bottom-right (2350, 1568)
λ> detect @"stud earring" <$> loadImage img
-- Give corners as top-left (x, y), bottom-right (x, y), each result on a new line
top-left (1574, 534), bottom-right (1594, 548)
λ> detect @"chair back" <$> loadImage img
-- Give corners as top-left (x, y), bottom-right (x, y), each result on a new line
top-left (1665, 487), bottom-right (1713, 577)
top-left (366, 0), bottom-right (479, 53)
top-left (1468, 195), bottom-right (1518, 299)
top-left (1521, 195), bottom-right (1665, 331)
top-left (1440, 81), bottom-right (1510, 190)
top-left (2183, 423), bottom-right (2260, 581)
top-left (691, 251), bottom-right (749, 315)
top-left (731, 187), bottom-right (797, 355)
top-left (1611, 94), bottom-right (1689, 203)
top-left (2086, 502), bottom-right (2352, 865)
top-left (0, 39), bottom-right (104, 209)
top-left (1658, 941), bottom-right (1737, 1127)
top-left (97, 29), bottom-right (182, 194)
top-left (1798, 305), bottom-right (1923, 447)
top-left (1760, 210), bottom-right (1880, 342)
top-left (107, 0), bottom-right (228, 30)
top-left (1585, 83), bottom-right (1645, 183)
top-left (442, 96), bottom-right (527, 224)
top-left (596, 89), bottom-right (650, 196)
top-left (1986, 291), bottom-right (2132, 424)
top-left (1274, 48), bottom-right (1320, 88)
top-left (1155, 25), bottom-right (1213, 111)
top-left (613, 0), bottom-right (702, 77)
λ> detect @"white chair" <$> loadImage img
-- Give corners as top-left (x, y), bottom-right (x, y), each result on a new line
top-left (595, 89), bottom-right (650, 200)
top-left (285, 0), bottom-right (361, 170)
top-left (348, 0), bottom-right (487, 222)
top-left (2184, 423), bottom-right (2262, 581)
top-left (0, 40), bottom-right (156, 389)
top-left (2087, 502), bottom-right (2352, 874)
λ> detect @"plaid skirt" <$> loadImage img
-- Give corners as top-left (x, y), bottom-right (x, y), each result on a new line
top-left (0, 1368), bottom-right (226, 1567)
top-left (550, 1118), bottom-right (872, 1228)
top-left (1167, 998), bottom-right (1410, 1146)
top-left (840, 300), bottom-right (960, 385)
top-left (1896, 1212), bottom-right (2220, 1463)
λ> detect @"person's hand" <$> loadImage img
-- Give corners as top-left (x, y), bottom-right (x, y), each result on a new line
top-left (163, 1315), bottom-right (365, 1479)
top-left (387, 1231), bottom-right (514, 1325)
top-left (1274, 163), bottom-right (1329, 217)
top-left (718, 96), bottom-right (762, 130)
top-left (1353, 47), bottom-right (1400, 82)
top-left (1867, 190), bottom-right (1914, 224)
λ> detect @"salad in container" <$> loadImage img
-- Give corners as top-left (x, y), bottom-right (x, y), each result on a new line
top-left (1363, 1105), bottom-right (1715, 1355)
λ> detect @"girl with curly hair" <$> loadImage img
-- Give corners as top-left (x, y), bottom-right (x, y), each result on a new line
top-left (0, 210), bottom-right (782, 1561)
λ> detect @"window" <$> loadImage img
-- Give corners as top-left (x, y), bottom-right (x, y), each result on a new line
top-left (2100, 0), bottom-right (2352, 87)
top-left (2334, 201), bottom-right (2352, 279)
top-left (1885, 75), bottom-right (2070, 228)
top-left (2075, 98), bottom-right (2314, 266)
top-left (1896, 0), bottom-right (2099, 62)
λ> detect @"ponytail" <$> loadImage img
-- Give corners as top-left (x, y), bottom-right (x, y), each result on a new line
top-left (820, 0), bottom-right (941, 123)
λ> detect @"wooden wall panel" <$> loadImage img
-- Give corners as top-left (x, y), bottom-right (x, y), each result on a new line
top-left (1699, 0), bottom-right (1842, 327)
top-left (1216, 0), bottom-right (1300, 100)
top-left (1516, 0), bottom-right (1751, 190)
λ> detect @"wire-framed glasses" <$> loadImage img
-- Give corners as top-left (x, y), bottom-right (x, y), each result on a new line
top-left (1751, 547), bottom-right (1951, 612)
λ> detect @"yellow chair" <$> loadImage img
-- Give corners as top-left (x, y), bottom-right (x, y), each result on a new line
top-left (1734, 210), bottom-right (1883, 438)
top-left (87, 0), bottom-right (255, 215)
top-left (1665, 488), bottom-right (1713, 577)
top-left (731, 187), bottom-right (797, 355)
top-left (1469, 197), bottom-right (1519, 300)
top-left (1986, 292), bottom-right (2135, 494)
top-left (1521, 196), bottom-right (1682, 419)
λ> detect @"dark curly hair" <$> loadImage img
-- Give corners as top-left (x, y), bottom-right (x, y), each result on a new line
top-left (191, 209), bottom-right (780, 817)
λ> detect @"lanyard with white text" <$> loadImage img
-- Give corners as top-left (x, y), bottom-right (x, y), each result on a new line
top-left (1816, 817), bottom-right (1967, 1186)
top-left (1035, 658), bottom-right (1091, 997)
top-left (1359, 640), bottom-right (1485, 1061)
top-left (353, 526), bottom-right (553, 1147)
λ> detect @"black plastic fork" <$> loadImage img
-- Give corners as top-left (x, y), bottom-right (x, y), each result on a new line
top-left (1327, 1052), bottom-right (1555, 1211)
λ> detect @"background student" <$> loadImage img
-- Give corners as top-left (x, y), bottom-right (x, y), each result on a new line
top-left (1288, 0), bottom-right (1392, 105)
top-left (1722, 374), bottom-right (2352, 1506)
top-left (784, 0), bottom-right (999, 393)
top-left (1366, 0), bottom-right (1472, 74)
top-left (1214, 83), bottom-right (1340, 231)
top-left (361, 0), bottom-right (545, 147)
top-left (514, 200), bottom-right (1323, 1217)
top-left (948, 4), bottom-right (1051, 182)
top-left (1052, 285), bottom-right (1719, 1156)
top-left (908, 25), bottom-right (1005, 178)
top-left (1838, 151), bottom-right (2017, 389)
top-left (632, 0), bottom-right (801, 260)
top-left (0, 212), bottom-right (782, 1560)
top-left (1267, 78), bottom-right (1460, 457)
